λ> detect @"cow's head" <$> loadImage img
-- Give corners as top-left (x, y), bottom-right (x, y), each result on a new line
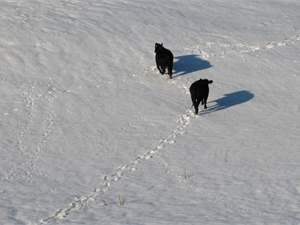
top-left (199, 78), bottom-right (213, 85)
top-left (155, 43), bottom-right (163, 53)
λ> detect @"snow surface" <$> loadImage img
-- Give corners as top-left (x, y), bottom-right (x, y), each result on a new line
top-left (1, 0), bottom-right (300, 224)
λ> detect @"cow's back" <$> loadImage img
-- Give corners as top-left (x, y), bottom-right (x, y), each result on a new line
top-left (190, 80), bottom-right (209, 98)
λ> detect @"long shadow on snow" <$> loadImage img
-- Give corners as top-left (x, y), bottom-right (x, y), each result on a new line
top-left (173, 54), bottom-right (212, 78)
top-left (200, 90), bottom-right (254, 115)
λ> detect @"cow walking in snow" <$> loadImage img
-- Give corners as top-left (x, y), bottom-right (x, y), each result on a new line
top-left (189, 78), bottom-right (213, 114)
top-left (154, 43), bottom-right (174, 79)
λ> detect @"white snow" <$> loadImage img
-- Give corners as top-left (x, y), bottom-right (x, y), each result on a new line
top-left (1, 0), bottom-right (300, 224)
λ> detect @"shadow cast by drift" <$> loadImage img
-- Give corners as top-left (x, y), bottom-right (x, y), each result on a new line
top-left (173, 54), bottom-right (212, 78)
top-left (200, 90), bottom-right (254, 115)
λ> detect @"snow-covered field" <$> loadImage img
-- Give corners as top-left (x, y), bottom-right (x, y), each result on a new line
top-left (1, 0), bottom-right (300, 224)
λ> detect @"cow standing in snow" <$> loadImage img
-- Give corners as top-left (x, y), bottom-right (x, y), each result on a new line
top-left (154, 43), bottom-right (174, 79)
top-left (189, 78), bottom-right (213, 114)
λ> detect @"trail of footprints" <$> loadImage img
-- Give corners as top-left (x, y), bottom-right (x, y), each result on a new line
top-left (4, 80), bottom-right (57, 182)
top-left (40, 109), bottom-right (196, 224)
top-left (188, 34), bottom-right (300, 60)
top-left (39, 34), bottom-right (299, 224)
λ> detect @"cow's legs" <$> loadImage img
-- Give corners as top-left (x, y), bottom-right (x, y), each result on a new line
top-left (203, 97), bottom-right (208, 109)
top-left (167, 63), bottom-right (173, 79)
top-left (191, 96), bottom-right (200, 114)
top-left (161, 66), bottom-right (166, 74)
top-left (156, 63), bottom-right (164, 74)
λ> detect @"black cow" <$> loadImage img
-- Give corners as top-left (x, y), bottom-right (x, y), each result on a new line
top-left (189, 79), bottom-right (213, 114)
top-left (155, 43), bottom-right (174, 79)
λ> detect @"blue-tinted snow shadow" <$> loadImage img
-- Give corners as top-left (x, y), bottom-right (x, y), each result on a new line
top-left (173, 54), bottom-right (212, 78)
top-left (200, 90), bottom-right (254, 115)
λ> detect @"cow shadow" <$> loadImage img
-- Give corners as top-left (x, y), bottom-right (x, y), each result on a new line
top-left (173, 54), bottom-right (212, 78)
top-left (200, 90), bottom-right (254, 115)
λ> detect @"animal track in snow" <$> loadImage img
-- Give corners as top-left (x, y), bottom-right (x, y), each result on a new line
top-left (37, 33), bottom-right (300, 224)
top-left (39, 109), bottom-right (196, 224)
top-left (4, 80), bottom-right (57, 182)
top-left (186, 34), bottom-right (300, 60)
top-left (4, 82), bottom-right (37, 181)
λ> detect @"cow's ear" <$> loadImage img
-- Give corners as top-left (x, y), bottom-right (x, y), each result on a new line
top-left (209, 80), bottom-right (213, 84)
top-left (161, 43), bottom-right (163, 46)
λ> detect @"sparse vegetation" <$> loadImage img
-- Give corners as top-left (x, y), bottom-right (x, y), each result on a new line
top-left (101, 195), bottom-right (126, 206)
top-left (183, 167), bottom-right (189, 178)
top-left (118, 195), bottom-right (126, 206)
top-left (101, 199), bottom-right (108, 206)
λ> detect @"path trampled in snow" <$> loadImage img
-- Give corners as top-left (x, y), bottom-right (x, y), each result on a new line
top-left (1, 0), bottom-right (300, 224)
top-left (40, 31), bottom-right (299, 223)
top-left (39, 107), bottom-right (196, 224)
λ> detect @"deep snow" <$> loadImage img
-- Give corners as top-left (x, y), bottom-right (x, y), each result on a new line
top-left (1, 0), bottom-right (300, 224)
